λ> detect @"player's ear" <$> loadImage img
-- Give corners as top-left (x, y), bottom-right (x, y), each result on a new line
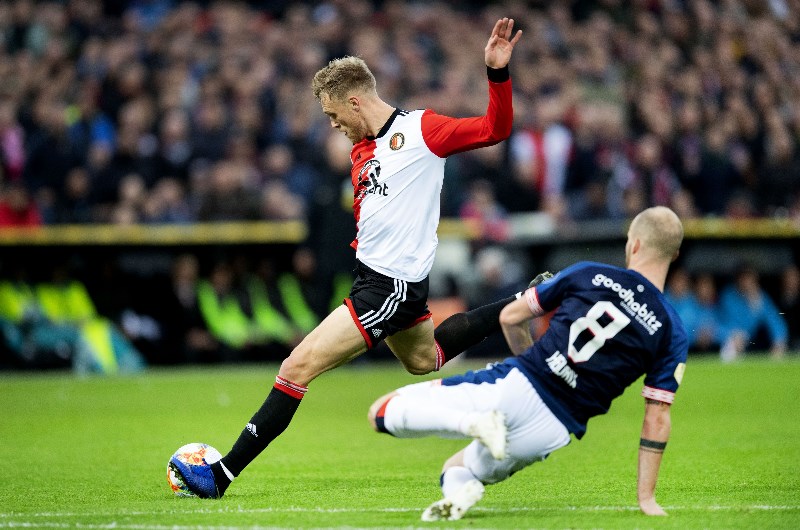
top-left (671, 249), bottom-right (680, 263)
top-left (348, 96), bottom-right (360, 112)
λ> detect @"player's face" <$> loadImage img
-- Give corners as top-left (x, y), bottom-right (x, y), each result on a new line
top-left (320, 93), bottom-right (367, 144)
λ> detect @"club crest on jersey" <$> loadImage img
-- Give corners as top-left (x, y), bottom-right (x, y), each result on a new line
top-left (389, 132), bottom-right (405, 150)
top-left (355, 159), bottom-right (389, 199)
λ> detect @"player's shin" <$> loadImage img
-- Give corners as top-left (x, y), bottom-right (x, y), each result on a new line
top-left (434, 296), bottom-right (516, 368)
top-left (212, 375), bottom-right (307, 494)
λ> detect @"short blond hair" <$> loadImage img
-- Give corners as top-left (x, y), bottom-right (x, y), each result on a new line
top-left (312, 56), bottom-right (376, 101)
top-left (630, 206), bottom-right (684, 261)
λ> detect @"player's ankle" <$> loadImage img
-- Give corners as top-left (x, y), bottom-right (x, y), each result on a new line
top-left (210, 461), bottom-right (233, 494)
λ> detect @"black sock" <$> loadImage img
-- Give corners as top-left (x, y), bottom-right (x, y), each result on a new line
top-left (434, 295), bottom-right (517, 364)
top-left (212, 377), bottom-right (307, 495)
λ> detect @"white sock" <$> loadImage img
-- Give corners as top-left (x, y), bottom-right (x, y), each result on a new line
top-left (441, 466), bottom-right (478, 497)
top-left (383, 395), bottom-right (468, 439)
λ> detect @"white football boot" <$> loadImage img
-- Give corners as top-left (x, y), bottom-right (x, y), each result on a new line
top-left (421, 479), bottom-right (485, 521)
top-left (466, 410), bottom-right (508, 460)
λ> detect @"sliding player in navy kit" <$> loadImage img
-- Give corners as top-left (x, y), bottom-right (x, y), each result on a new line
top-left (369, 206), bottom-right (688, 521)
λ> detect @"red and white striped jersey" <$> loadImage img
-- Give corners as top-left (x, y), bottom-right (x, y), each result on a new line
top-left (348, 76), bottom-right (513, 282)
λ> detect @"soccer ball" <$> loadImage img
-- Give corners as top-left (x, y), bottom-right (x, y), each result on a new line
top-left (166, 442), bottom-right (221, 497)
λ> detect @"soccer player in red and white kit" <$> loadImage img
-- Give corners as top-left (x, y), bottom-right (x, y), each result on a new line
top-left (172, 18), bottom-right (526, 499)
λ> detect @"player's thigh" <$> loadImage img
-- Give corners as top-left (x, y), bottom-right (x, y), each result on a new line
top-left (464, 368), bottom-right (571, 484)
top-left (280, 304), bottom-right (367, 385)
top-left (502, 372), bottom-right (571, 460)
top-left (385, 317), bottom-right (436, 372)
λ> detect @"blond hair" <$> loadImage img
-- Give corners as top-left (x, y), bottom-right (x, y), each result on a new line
top-left (630, 206), bottom-right (684, 261)
top-left (312, 56), bottom-right (376, 101)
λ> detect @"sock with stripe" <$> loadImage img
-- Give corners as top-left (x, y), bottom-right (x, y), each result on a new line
top-left (211, 375), bottom-right (307, 496)
top-left (433, 295), bottom-right (517, 369)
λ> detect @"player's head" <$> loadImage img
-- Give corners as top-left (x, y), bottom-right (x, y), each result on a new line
top-left (625, 206), bottom-right (683, 267)
top-left (312, 56), bottom-right (377, 144)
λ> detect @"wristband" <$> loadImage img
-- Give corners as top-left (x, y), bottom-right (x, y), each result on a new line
top-left (487, 65), bottom-right (510, 83)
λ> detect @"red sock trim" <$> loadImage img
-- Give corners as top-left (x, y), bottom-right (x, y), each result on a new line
top-left (375, 396), bottom-right (393, 434)
top-left (376, 396), bottom-right (392, 419)
top-left (274, 376), bottom-right (308, 400)
top-left (434, 340), bottom-right (445, 371)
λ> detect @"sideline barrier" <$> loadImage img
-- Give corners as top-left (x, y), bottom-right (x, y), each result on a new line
top-left (0, 217), bottom-right (798, 246)
top-left (0, 221), bottom-right (307, 246)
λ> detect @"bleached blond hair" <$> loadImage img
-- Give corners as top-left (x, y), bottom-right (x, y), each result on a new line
top-left (312, 56), bottom-right (377, 101)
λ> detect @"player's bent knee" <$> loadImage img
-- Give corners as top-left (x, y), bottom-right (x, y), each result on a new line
top-left (404, 364), bottom-right (432, 376)
top-left (400, 356), bottom-right (435, 375)
top-left (279, 347), bottom-right (315, 385)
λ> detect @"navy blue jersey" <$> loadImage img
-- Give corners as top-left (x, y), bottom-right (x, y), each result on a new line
top-left (507, 262), bottom-right (688, 438)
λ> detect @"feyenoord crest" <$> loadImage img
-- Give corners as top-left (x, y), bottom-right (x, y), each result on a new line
top-left (390, 132), bottom-right (405, 150)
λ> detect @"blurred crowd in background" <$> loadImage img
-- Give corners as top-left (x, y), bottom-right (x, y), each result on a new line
top-left (0, 0), bottom-right (798, 370)
top-left (0, 0), bottom-right (799, 227)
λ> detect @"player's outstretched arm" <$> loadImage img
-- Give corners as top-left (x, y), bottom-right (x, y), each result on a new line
top-left (420, 17), bottom-right (521, 158)
top-left (637, 399), bottom-right (671, 516)
top-left (485, 17), bottom-right (523, 69)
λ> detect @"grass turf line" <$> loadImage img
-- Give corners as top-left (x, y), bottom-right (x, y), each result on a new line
top-left (1, 356), bottom-right (799, 529)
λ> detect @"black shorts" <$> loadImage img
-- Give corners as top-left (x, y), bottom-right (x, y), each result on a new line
top-left (344, 260), bottom-right (432, 349)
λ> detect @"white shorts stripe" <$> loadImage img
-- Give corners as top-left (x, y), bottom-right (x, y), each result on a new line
top-left (360, 279), bottom-right (400, 326)
top-left (360, 278), bottom-right (407, 327)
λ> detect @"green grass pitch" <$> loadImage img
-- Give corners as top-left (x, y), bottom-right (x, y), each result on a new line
top-left (2, 356), bottom-right (799, 529)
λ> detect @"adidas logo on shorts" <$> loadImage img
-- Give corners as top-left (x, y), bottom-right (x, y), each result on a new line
top-left (371, 328), bottom-right (381, 338)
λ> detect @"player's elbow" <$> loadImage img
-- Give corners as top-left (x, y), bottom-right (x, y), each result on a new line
top-left (645, 413), bottom-right (671, 434)
top-left (499, 305), bottom-right (515, 327)
top-left (486, 126), bottom-right (512, 144)
top-left (643, 402), bottom-right (672, 435)
top-left (497, 123), bottom-right (513, 141)
top-left (499, 303), bottom-right (527, 328)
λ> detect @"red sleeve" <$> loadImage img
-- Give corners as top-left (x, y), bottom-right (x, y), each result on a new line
top-left (420, 78), bottom-right (513, 158)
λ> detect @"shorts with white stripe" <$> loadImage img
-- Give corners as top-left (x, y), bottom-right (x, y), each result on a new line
top-left (344, 260), bottom-right (431, 349)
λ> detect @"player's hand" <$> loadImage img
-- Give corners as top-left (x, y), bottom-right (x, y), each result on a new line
top-left (485, 17), bottom-right (522, 69)
top-left (639, 497), bottom-right (667, 516)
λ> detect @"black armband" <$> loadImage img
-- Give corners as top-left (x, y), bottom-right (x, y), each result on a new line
top-left (487, 65), bottom-right (510, 83)
top-left (640, 438), bottom-right (667, 451)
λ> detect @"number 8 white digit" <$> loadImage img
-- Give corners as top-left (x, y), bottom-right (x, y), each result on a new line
top-left (568, 301), bottom-right (631, 363)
